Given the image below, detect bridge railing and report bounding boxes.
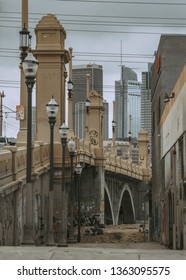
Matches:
[76,138,95,165]
[0,138,150,188]
[0,142,50,188]
[104,152,144,181]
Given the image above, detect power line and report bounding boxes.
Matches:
[3,15,186,27]
[1,24,184,35]
[2,10,186,22]
[0,49,154,58]
[3,105,16,113]
[55,0,186,6]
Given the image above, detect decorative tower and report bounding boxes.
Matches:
[34,14,70,142]
[88,90,104,158]
[138,128,151,181]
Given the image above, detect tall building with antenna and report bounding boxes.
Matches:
[115,66,141,140]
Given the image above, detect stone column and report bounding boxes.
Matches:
[34,14,70,142]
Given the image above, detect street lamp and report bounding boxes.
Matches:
[22,51,39,244]
[75,163,82,243]
[58,123,69,245]
[19,25,31,63]
[112,120,116,133]
[46,96,59,245]
[85,98,91,113]
[23,52,39,183]
[67,138,76,243]
[67,79,73,99]
[112,120,116,154]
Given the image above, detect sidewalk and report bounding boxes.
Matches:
[0,243,186,260]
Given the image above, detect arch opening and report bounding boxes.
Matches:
[104,189,113,224]
[118,189,135,224]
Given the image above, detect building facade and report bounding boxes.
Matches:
[115,66,141,140]
[141,63,152,162]
[74,101,86,139]
[72,64,103,136]
[141,63,152,135]
[151,34,186,249]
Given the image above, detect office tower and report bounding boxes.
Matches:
[74,101,86,139]
[141,63,152,135]
[115,66,141,140]
[72,64,103,136]
[103,100,109,140]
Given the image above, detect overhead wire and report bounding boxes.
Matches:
[55,0,186,6]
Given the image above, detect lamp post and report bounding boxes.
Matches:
[85,98,90,139]
[128,114,132,162]
[58,123,69,245]
[0,91,5,137]
[19,25,31,63]
[75,163,82,243]
[67,138,76,243]
[22,51,39,244]
[67,79,73,99]
[112,120,116,154]
[85,98,90,113]
[23,52,39,183]
[46,96,59,245]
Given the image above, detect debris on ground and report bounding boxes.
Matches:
[78,224,148,244]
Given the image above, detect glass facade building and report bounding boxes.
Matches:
[72,64,103,136]
[115,66,141,140]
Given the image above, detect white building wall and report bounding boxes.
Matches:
[161,82,186,157]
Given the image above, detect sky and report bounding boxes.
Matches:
[1,0,186,137]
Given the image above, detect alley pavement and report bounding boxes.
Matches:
[0,243,186,260]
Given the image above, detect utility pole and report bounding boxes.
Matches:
[0,91,5,136]
[17,0,29,144]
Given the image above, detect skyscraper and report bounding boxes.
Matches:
[72,64,103,136]
[74,101,86,139]
[115,66,141,140]
[141,63,152,136]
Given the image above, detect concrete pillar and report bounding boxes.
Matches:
[138,129,149,168]
[138,129,151,181]
[34,14,70,142]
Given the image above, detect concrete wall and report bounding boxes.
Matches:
[0,142,50,245]
[160,66,186,249]
[151,35,186,245]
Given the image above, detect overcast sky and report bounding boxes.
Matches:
[1,0,186,137]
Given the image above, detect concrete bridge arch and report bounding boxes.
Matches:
[104,174,138,225]
[104,183,114,224]
[116,184,136,225]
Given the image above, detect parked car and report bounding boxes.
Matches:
[0,136,8,145]
[0,136,16,147]
[7,137,16,145]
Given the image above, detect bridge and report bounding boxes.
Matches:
[0,13,151,246]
